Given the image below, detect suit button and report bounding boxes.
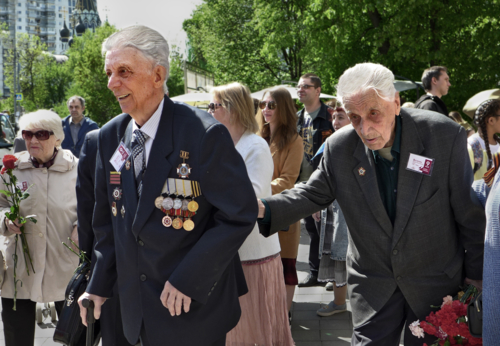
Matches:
[138,239,144,246]
[140,274,147,282]
[396,276,402,281]
[393,250,398,255]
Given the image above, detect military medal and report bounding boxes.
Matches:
[188,180,200,212]
[121,205,125,218]
[358,167,366,176]
[183,218,194,231]
[162,197,174,210]
[110,172,121,185]
[155,196,164,209]
[125,160,131,170]
[111,202,117,216]
[172,216,183,229]
[162,215,172,227]
[177,150,192,179]
[112,187,122,200]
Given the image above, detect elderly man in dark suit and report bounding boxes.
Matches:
[78,25,256,346]
[258,63,485,346]
[76,129,133,346]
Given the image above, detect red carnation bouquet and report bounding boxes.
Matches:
[409,286,482,346]
[0,154,37,310]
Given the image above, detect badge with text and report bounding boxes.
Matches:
[109,142,131,172]
[406,153,435,176]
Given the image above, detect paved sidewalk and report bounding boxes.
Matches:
[0,223,403,345]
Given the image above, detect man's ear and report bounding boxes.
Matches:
[154,65,167,88]
[431,76,438,86]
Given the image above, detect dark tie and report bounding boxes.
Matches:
[131,129,149,196]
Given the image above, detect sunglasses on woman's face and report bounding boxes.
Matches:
[208,103,223,111]
[22,130,54,141]
[259,101,277,110]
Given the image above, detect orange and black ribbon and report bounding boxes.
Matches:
[483,152,500,187]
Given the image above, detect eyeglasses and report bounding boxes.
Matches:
[22,130,54,141]
[259,101,277,110]
[296,84,315,90]
[208,103,223,111]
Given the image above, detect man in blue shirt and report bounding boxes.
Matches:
[61,95,99,157]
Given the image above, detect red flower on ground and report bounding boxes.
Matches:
[2,155,17,169]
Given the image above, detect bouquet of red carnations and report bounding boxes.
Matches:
[0,154,37,310]
[409,286,482,346]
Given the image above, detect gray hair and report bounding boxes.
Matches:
[102,25,169,93]
[336,63,396,105]
[67,95,85,108]
[21,110,65,148]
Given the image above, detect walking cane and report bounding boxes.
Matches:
[81,298,95,346]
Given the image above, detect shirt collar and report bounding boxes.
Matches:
[132,98,164,140]
[372,115,402,163]
[69,116,84,125]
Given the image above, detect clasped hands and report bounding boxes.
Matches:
[78,281,191,325]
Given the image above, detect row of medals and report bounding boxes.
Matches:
[155,194,199,231]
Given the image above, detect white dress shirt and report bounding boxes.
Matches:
[132,98,164,166]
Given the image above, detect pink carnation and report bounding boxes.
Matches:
[409,320,425,338]
[441,295,453,307]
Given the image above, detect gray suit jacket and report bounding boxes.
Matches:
[259,108,485,326]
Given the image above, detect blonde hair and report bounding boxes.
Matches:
[21,110,65,148]
[211,82,258,133]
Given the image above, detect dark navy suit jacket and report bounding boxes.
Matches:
[86,96,256,345]
[61,115,99,158]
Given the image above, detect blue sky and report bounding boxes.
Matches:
[97,0,203,54]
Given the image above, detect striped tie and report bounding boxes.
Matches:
[131,129,148,196]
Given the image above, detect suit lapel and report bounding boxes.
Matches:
[132,96,174,236]
[392,112,425,248]
[353,139,393,237]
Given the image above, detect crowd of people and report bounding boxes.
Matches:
[0,24,497,346]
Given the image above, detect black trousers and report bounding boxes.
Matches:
[304,215,320,275]
[101,292,133,346]
[351,288,436,346]
[138,325,226,346]
[1,298,64,346]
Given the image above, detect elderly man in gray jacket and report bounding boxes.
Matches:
[258,63,485,346]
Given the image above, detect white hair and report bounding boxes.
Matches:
[102,25,170,94]
[21,110,65,148]
[336,63,396,105]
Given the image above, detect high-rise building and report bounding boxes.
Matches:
[0,0,101,96]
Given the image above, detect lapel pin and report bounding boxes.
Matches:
[111,202,117,217]
[112,187,123,200]
[177,150,192,179]
[125,160,131,170]
[121,205,125,218]
[358,167,366,176]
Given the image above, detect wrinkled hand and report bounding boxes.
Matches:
[312,211,321,222]
[257,199,266,218]
[465,277,482,291]
[78,293,107,326]
[160,281,191,316]
[71,225,79,251]
[5,218,22,235]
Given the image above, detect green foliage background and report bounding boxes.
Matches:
[183,0,500,113]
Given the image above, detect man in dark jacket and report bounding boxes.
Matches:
[415,66,451,117]
[296,73,334,287]
[61,95,99,157]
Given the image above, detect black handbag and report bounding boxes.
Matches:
[53,262,100,346]
[467,291,482,338]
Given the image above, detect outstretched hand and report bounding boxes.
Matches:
[160,281,191,316]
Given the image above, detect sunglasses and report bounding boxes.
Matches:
[259,101,277,110]
[208,103,222,111]
[22,130,54,141]
[296,84,315,90]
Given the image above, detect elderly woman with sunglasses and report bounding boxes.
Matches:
[208,83,294,346]
[256,87,304,321]
[0,110,79,346]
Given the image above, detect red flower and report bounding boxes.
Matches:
[2,155,17,169]
[0,167,6,175]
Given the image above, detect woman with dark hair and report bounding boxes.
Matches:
[257,87,303,319]
[449,111,475,138]
[468,99,500,180]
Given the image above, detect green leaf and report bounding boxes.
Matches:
[0,189,12,196]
